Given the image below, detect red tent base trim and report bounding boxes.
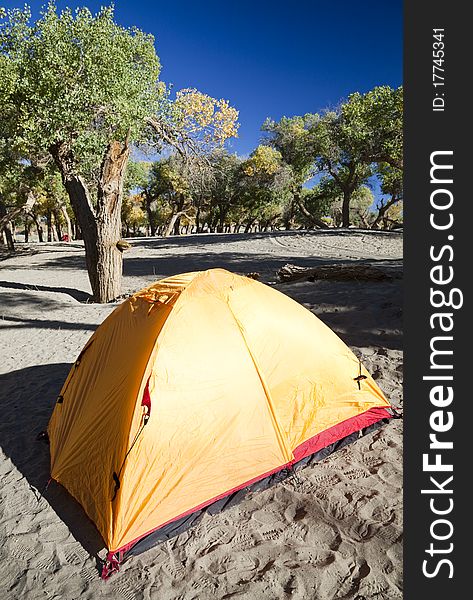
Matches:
[101,406,391,579]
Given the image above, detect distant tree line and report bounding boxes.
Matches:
[120,87,404,238]
[0,3,402,302]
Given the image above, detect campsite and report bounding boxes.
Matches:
[0,230,403,598]
[0,2,403,598]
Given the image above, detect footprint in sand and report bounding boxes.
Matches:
[5,491,39,516]
[343,468,370,481]
[347,518,380,542]
[161,558,186,581]
[285,472,340,496]
[294,546,334,567]
[359,574,390,597]
[283,504,307,523]
[63,546,89,567]
[361,454,384,471]
[259,525,285,542]
[190,574,217,593]
[306,522,341,551]
[32,553,60,573]
[251,509,281,526]
[201,525,236,553]
[231,532,257,551]
[377,464,402,486]
[284,521,307,542]
[377,523,403,545]
[111,577,144,600]
[79,566,98,583]
[311,472,342,488]
[8,536,38,562]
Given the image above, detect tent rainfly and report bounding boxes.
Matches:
[47,268,392,578]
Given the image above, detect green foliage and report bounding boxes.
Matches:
[263,85,403,227]
[122,193,147,234]
[1,3,402,239]
[329,185,375,227]
[124,160,151,196]
[298,184,335,223]
[237,145,292,223]
[340,86,403,168]
[377,161,403,200]
[149,157,191,202]
[0,2,162,177]
[262,114,318,184]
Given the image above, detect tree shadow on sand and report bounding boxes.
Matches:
[0,363,105,559]
[0,280,92,303]
[277,278,403,350]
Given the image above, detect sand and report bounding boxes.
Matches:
[0,229,403,599]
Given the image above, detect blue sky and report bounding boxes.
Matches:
[3,0,402,157]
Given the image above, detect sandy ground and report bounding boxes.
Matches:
[0,230,403,600]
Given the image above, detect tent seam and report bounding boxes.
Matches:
[110,271,208,548]
[225,290,294,465]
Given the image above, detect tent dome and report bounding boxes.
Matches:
[47,268,391,575]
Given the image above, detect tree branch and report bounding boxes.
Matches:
[0,191,36,230]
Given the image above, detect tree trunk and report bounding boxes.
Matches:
[0,197,15,251]
[371,196,401,230]
[47,211,53,242]
[294,193,329,229]
[217,204,228,233]
[244,218,256,234]
[285,197,297,230]
[0,190,36,231]
[59,203,73,240]
[173,215,181,236]
[73,220,82,240]
[164,210,189,238]
[4,224,14,251]
[53,210,63,240]
[30,212,44,242]
[144,193,158,236]
[341,190,351,228]
[24,216,29,243]
[277,262,402,283]
[51,139,130,303]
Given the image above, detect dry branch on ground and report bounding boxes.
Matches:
[276,262,403,283]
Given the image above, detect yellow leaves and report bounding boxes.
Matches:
[242,145,282,177]
[174,88,239,147]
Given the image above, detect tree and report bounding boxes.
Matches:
[147,157,194,237]
[123,160,153,234]
[121,193,146,237]
[340,85,403,170]
[0,150,45,249]
[1,5,239,300]
[206,150,241,232]
[371,162,403,229]
[296,183,336,228]
[237,145,292,231]
[263,85,403,228]
[329,185,375,228]
[1,3,163,301]
[308,111,373,228]
[262,115,326,229]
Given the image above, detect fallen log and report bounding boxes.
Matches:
[276,262,403,283]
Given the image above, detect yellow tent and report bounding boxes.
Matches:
[47,268,391,577]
